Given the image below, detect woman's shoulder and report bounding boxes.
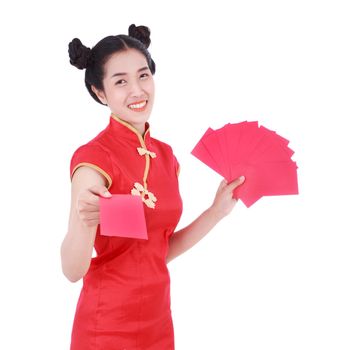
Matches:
[70,139,114,187]
[71,139,108,155]
[71,124,114,157]
[150,136,174,154]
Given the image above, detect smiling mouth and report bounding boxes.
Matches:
[127,100,148,111]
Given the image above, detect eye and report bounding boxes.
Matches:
[140,73,149,79]
[115,79,126,85]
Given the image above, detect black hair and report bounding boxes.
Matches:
[68,24,156,105]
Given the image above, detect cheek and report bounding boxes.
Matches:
[146,79,155,95]
[107,89,125,105]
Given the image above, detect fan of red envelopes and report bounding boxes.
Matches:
[191,121,299,207]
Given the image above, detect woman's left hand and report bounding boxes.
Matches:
[210,176,245,220]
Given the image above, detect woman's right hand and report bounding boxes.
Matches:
[76,185,112,227]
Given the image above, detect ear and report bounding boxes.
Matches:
[91,85,107,105]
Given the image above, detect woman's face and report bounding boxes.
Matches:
[92,48,155,134]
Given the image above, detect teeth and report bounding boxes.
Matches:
[128,100,147,109]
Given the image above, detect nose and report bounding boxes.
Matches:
[129,79,145,98]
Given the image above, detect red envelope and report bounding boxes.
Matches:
[99,194,148,239]
[191,121,299,207]
[238,161,299,207]
[191,128,224,176]
[201,129,230,179]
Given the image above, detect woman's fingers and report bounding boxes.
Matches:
[76,185,112,226]
[212,177,244,218]
[78,211,100,222]
[88,185,112,202]
[81,217,101,227]
[224,176,245,194]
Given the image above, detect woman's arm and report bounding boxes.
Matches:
[60,166,111,282]
[166,176,245,264]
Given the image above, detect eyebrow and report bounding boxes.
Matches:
[110,66,150,78]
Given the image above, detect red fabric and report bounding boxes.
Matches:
[69,115,183,350]
[70,143,114,185]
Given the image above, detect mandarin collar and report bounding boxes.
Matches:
[107,113,151,146]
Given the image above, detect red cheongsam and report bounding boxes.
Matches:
[69,113,183,350]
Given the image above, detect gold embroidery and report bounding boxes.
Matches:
[131,182,157,209]
[137,147,157,158]
[71,162,113,189]
[112,114,152,189]
[111,113,158,209]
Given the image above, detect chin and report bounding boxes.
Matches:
[124,109,151,123]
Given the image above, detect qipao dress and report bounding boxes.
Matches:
[69,113,183,350]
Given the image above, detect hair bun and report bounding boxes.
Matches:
[128,24,151,48]
[68,38,92,70]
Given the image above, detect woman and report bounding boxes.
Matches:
[61,24,245,350]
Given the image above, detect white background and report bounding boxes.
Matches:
[1,0,336,349]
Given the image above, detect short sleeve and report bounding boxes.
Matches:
[70,143,113,189]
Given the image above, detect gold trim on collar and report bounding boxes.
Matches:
[111,113,150,146]
[111,113,157,209]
